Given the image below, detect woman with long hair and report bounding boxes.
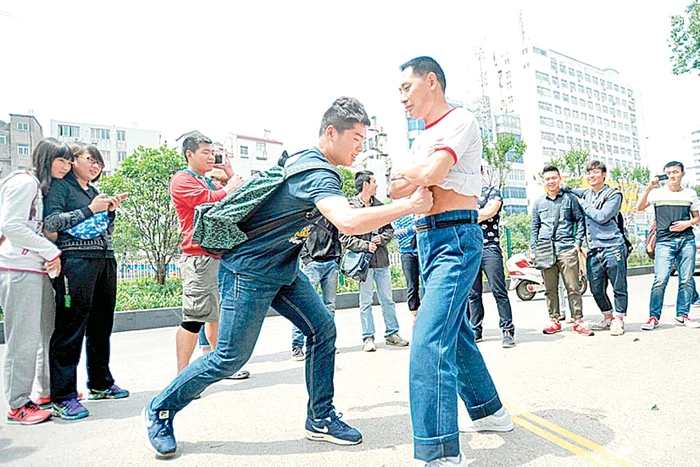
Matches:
[0,137,73,424]
[43,143,129,420]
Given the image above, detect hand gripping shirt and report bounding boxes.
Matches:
[407,107,482,197]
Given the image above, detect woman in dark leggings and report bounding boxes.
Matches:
[44,143,129,420]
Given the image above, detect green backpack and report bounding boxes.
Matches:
[191,149,340,255]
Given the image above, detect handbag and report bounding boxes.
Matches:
[340,250,372,282]
[534,199,563,270]
[65,211,110,240]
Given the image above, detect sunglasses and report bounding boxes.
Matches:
[75,154,104,168]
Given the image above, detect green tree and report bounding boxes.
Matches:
[482,134,527,190]
[338,166,356,199]
[500,212,532,256]
[670,0,700,76]
[609,165,650,224]
[101,146,184,285]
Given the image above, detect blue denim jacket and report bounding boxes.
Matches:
[570,185,624,249]
[530,190,585,254]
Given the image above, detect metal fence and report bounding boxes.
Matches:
[118,254,403,281]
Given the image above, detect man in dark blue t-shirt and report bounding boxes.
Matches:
[143,97,434,458]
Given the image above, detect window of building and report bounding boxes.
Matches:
[568,67,575,76]
[607,81,613,90]
[576,138,582,146]
[553,91,561,100]
[572,96,579,105]
[564,108,571,117]
[508,96,514,104]
[577,71,583,80]
[589,115,595,123]
[552,76,560,87]
[551,58,558,71]
[538,101,553,111]
[255,142,267,160]
[596,103,602,112]
[573,110,579,119]
[566,122,572,132]
[540,116,555,127]
[567,136,574,145]
[239,145,249,158]
[592,142,599,151]
[58,125,80,138]
[505,58,510,65]
[561,79,568,88]
[536,86,551,97]
[605,131,611,140]
[541,131,555,142]
[569,82,576,92]
[574,124,581,133]
[563,93,570,102]
[555,105,562,114]
[543,146,557,156]
[557,134,565,143]
[117,130,126,141]
[0,134,6,145]
[535,71,550,82]
[90,128,110,140]
[578,84,584,93]
[533,47,547,56]
[18,144,30,155]
[614,84,619,92]
[603,105,608,114]
[560,64,566,73]
[556,120,564,129]
[612,133,619,142]
[583,126,589,136]
[585,73,591,82]
[604,119,610,127]
[117,151,127,162]
[598,129,604,138]
[16,121,30,131]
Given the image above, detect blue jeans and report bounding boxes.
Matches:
[400,252,421,311]
[292,260,338,349]
[150,264,337,420]
[649,237,696,319]
[410,210,502,462]
[586,244,628,316]
[359,266,399,340]
[467,243,514,335]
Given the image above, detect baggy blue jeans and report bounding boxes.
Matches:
[359,266,400,340]
[586,244,628,316]
[649,237,696,319]
[292,260,338,349]
[410,210,503,462]
[150,264,337,420]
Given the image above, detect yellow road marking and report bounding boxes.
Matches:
[504,402,641,467]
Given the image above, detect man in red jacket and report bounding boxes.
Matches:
[169,132,246,374]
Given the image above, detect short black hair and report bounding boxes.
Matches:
[178,131,212,162]
[586,160,607,174]
[400,56,447,92]
[354,170,374,194]
[542,164,560,176]
[664,160,685,172]
[319,97,371,136]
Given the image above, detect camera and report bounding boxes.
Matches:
[214,153,223,165]
[656,174,669,181]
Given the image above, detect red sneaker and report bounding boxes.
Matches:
[572,319,595,336]
[543,319,562,334]
[7,402,52,425]
[35,392,83,409]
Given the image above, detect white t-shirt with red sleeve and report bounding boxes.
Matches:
[407,107,482,197]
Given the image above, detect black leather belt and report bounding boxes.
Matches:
[415,217,477,233]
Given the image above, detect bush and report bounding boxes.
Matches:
[116,278,182,311]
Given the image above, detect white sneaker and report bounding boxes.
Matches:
[675,316,700,328]
[458,407,514,433]
[425,452,468,466]
[362,337,376,352]
[610,318,625,336]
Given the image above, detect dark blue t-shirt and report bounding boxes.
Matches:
[220,148,343,285]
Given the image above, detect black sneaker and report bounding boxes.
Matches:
[291,346,305,361]
[474,331,483,343]
[88,384,129,400]
[501,331,516,348]
[142,407,177,457]
[305,412,362,445]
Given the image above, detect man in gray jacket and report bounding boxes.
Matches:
[341,171,409,351]
[567,160,628,336]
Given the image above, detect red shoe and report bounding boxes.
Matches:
[7,402,52,425]
[35,392,83,409]
[543,319,562,334]
[572,319,595,336]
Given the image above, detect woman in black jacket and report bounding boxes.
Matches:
[43,143,129,420]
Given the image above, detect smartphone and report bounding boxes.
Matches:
[656,174,669,181]
[214,153,223,165]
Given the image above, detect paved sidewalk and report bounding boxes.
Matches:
[1,274,699,466]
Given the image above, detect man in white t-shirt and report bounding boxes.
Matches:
[636,160,700,330]
[389,56,512,467]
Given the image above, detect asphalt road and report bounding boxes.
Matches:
[1,273,699,466]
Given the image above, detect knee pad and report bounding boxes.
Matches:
[180,321,204,334]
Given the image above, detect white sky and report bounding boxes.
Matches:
[1,0,698,172]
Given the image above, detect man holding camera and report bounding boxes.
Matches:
[169,132,248,374]
[636,161,700,330]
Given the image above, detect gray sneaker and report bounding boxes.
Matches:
[363,337,376,352]
[501,331,516,348]
[385,333,409,347]
[291,346,305,361]
[591,316,613,331]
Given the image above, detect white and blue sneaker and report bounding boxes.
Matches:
[305,412,362,445]
[142,406,177,457]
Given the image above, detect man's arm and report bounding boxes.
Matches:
[339,232,373,253]
[316,189,432,236]
[478,188,503,223]
[530,201,541,253]
[670,210,700,232]
[389,178,419,199]
[580,192,622,224]
[636,178,660,211]
[572,198,586,248]
[391,150,454,187]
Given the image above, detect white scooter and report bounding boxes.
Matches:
[506,253,587,301]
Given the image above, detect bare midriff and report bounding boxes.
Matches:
[423,185,477,216]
